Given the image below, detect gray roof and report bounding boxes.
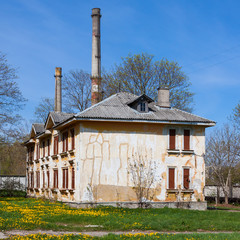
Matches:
[75,92,215,124]
[33,123,45,134]
[49,112,75,125]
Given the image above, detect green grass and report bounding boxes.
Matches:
[8,233,240,240]
[1,197,240,232]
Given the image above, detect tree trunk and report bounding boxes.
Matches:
[225,194,228,204]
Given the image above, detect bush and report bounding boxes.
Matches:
[0,189,26,197]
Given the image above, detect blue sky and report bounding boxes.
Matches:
[1,0,240,132]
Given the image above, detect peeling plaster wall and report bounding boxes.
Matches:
[77,121,206,203]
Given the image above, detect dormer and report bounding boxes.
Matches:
[127,94,153,113]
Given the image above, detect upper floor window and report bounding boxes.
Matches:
[62,132,68,152]
[140,102,146,112]
[36,144,40,159]
[62,168,68,189]
[42,141,45,157]
[53,169,58,188]
[70,129,75,150]
[54,136,58,155]
[169,129,176,150]
[47,139,50,156]
[184,129,190,150]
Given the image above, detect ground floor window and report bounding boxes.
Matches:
[36,171,40,188]
[72,168,75,189]
[183,168,190,189]
[168,168,175,189]
[53,169,58,188]
[62,168,68,189]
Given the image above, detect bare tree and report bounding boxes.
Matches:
[62,69,91,113]
[205,124,240,204]
[102,53,194,112]
[0,52,26,139]
[128,149,159,208]
[34,97,54,123]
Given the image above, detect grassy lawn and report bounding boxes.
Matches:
[7,233,240,240]
[1,197,240,235]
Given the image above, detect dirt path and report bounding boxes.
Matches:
[1,230,240,239]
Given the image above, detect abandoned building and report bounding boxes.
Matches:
[25,8,215,210]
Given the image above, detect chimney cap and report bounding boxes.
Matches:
[157,86,169,90]
[92,8,101,17]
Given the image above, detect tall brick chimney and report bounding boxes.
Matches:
[54,67,62,112]
[91,8,102,105]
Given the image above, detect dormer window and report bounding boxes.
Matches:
[140,102,146,112]
[127,94,153,113]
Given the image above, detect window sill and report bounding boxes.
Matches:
[69,189,75,192]
[181,189,194,193]
[60,188,69,193]
[34,159,39,163]
[181,150,194,155]
[167,189,179,193]
[51,188,59,192]
[52,154,58,160]
[60,152,68,157]
[167,149,180,155]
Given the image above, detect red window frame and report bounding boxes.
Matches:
[72,168,75,189]
[54,136,58,155]
[184,129,190,150]
[168,168,175,189]
[169,129,176,150]
[62,168,68,189]
[62,132,68,152]
[70,129,75,150]
[53,169,58,188]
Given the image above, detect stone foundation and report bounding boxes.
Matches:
[64,201,207,211]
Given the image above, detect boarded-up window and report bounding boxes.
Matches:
[62,132,68,152]
[47,139,50,156]
[53,169,58,188]
[183,168,190,189]
[169,129,176,150]
[168,168,175,189]
[184,130,190,150]
[70,129,75,150]
[36,171,40,188]
[54,136,58,155]
[47,171,50,188]
[42,141,45,157]
[72,168,75,189]
[62,168,68,189]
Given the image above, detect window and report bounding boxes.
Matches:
[183,168,190,189]
[47,139,50,156]
[42,141,45,157]
[62,132,68,152]
[184,129,190,150]
[140,102,146,112]
[36,144,40,159]
[70,129,75,150]
[169,129,176,150]
[31,172,34,188]
[42,171,45,188]
[72,168,75,189]
[36,171,40,188]
[28,146,34,161]
[54,136,58,155]
[47,171,50,188]
[168,168,175,189]
[62,168,68,189]
[53,169,58,188]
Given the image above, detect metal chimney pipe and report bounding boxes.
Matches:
[157,87,170,108]
[91,8,102,105]
[54,67,62,112]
